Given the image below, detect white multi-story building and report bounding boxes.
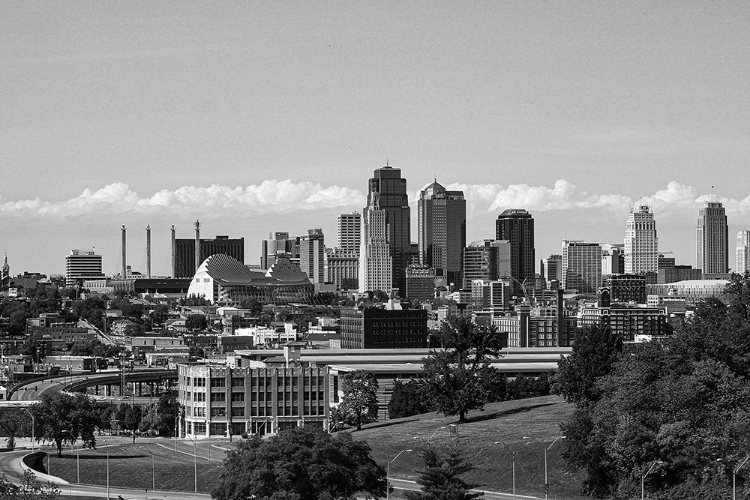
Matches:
[624,205,658,275]
[65,249,105,287]
[359,205,392,293]
[696,200,728,274]
[562,241,602,294]
[736,230,750,274]
[337,212,361,256]
[299,229,325,284]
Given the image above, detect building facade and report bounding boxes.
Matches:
[364,164,411,297]
[602,274,647,304]
[736,230,750,274]
[496,209,535,295]
[540,254,562,287]
[174,236,244,279]
[325,249,359,290]
[562,241,602,294]
[405,265,436,302]
[65,250,104,287]
[339,307,428,349]
[299,229,325,284]
[337,212,361,255]
[696,201,728,274]
[359,204,393,294]
[624,205,658,275]
[463,240,511,290]
[417,180,466,289]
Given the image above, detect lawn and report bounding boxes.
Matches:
[355,394,588,500]
[45,440,228,494]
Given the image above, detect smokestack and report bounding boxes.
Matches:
[194,219,201,272]
[171,225,176,278]
[146,225,151,279]
[121,225,127,279]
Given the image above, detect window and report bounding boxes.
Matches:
[193,378,205,387]
[210,393,226,403]
[210,407,226,417]
[211,378,226,388]
[194,422,206,434]
[185,377,192,387]
[232,377,244,387]
[231,393,244,402]
[231,407,245,417]
[194,392,205,402]
[194,407,205,417]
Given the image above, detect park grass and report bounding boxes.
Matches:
[46,440,227,494]
[356,394,589,500]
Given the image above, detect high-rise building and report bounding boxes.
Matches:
[65,249,105,287]
[261,232,290,269]
[496,209,535,295]
[462,240,511,289]
[624,205,659,275]
[359,204,392,294]
[562,241,602,294]
[696,201,728,274]
[364,164,411,297]
[405,264,436,302]
[326,249,359,290]
[540,254,562,286]
[601,244,624,275]
[299,229,325,284]
[417,180,466,288]
[337,212,361,256]
[736,231,750,274]
[173,235,244,278]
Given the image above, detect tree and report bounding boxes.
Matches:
[405,442,483,500]
[213,426,386,500]
[388,379,432,419]
[30,393,99,457]
[552,325,623,408]
[0,469,61,499]
[185,314,207,331]
[336,370,379,431]
[421,316,506,422]
[115,403,142,443]
[0,409,27,450]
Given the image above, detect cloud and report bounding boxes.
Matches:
[3,179,750,221]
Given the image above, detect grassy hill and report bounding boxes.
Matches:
[355,394,589,500]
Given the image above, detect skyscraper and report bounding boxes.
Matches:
[463,240,511,289]
[417,180,466,289]
[624,205,658,275]
[359,204,392,293]
[562,241,602,294]
[496,209,535,294]
[65,249,105,287]
[736,230,750,274]
[338,212,361,255]
[540,254,562,286]
[300,229,325,284]
[696,201,728,274]
[363,164,410,296]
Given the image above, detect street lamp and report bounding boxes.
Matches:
[495,441,517,500]
[103,438,110,500]
[641,460,663,500]
[187,434,198,493]
[24,409,34,452]
[544,436,566,500]
[734,456,749,500]
[427,426,446,448]
[139,446,155,491]
[387,449,412,500]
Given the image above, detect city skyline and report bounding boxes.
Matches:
[2,3,749,275]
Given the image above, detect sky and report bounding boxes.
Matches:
[1,1,749,277]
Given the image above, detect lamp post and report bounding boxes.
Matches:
[75,443,79,484]
[103,438,110,500]
[495,441,517,500]
[24,409,34,452]
[427,426,446,448]
[544,436,566,499]
[139,446,155,491]
[734,456,749,500]
[641,460,662,500]
[387,449,412,500]
[187,434,198,493]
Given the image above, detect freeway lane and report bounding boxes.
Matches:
[388,478,540,500]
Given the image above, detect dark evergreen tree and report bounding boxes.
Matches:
[405,442,483,500]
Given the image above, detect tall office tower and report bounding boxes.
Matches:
[338,212,361,255]
[173,235,244,278]
[540,254,563,285]
[562,241,602,294]
[364,164,410,297]
[417,180,466,289]
[462,239,511,289]
[300,229,325,284]
[359,204,393,293]
[495,209,535,294]
[624,205,658,275]
[65,249,105,287]
[601,244,624,275]
[736,231,750,273]
[696,201,729,274]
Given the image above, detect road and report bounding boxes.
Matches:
[0,446,211,499]
[389,478,540,500]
